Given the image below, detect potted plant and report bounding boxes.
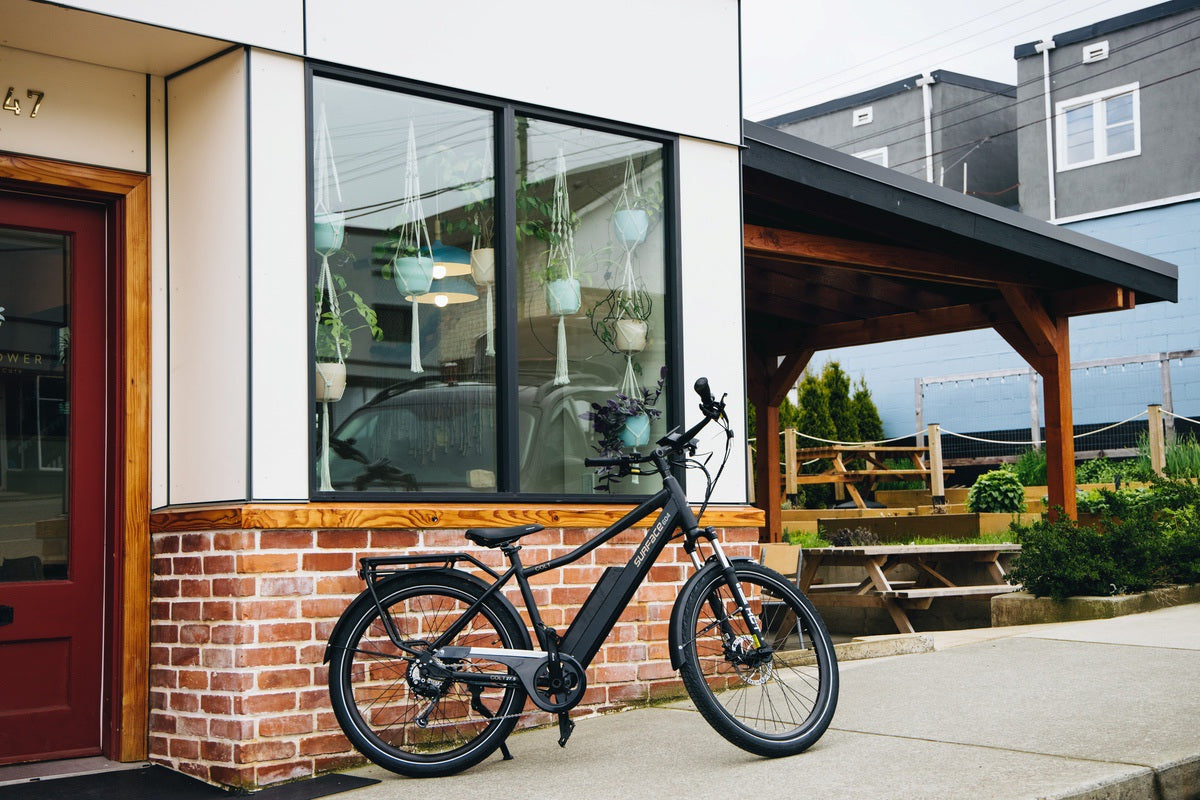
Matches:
[543,255,581,316]
[612,155,664,246]
[314,268,383,402]
[582,366,666,459]
[588,284,652,354]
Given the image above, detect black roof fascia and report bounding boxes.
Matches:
[930,69,1016,98]
[742,120,1178,303]
[1015,0,1200,58]
[758,71,1015,128]
[757,74,923,127]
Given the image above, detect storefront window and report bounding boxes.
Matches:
[311,74,671,498]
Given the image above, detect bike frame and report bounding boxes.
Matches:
[360,449,763,681]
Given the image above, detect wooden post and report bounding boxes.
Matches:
[1160,359,1176,444]
[914,379,925,447]
[747,442,756,504]
[927,423,945,505]
[755,400,782,543]
[1147,403,1166,477]
[1028,369,1041,448]
[784,428,798,496]
[1041,319,1077,520]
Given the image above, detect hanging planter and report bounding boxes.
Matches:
[315,361,347,402]
[393,254,435,296]
[470,247,495,285]
[618,413,652,448]
[545,276,581,317]
[614,318,648,353]
[314,210,345,254]
[613,209,650,246]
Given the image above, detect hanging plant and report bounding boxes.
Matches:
[587,284,653,355]
[611,155,663,247]
[374,121,436,374]
[582,366,666,488]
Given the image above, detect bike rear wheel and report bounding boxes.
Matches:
[327,570,528,778]
[677,562,838,757]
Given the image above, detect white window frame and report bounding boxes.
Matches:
[852,106,873,127]
[1054,82,1140,172]
[852,146,888,166]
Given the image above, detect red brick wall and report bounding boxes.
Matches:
[148,525,758,789]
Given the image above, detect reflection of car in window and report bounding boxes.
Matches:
[324,375,620,494]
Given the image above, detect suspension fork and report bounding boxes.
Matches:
[684,527,767,648]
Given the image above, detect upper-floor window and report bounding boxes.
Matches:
[1055,83,1140,171]
[852,147,888,167]
[309,72,674,500]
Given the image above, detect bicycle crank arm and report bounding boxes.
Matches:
[437,646,587,713]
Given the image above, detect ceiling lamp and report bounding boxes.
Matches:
[427,219,471,278]
[406,276,479,307]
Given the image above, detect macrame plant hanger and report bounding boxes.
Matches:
[474,135,495,357]
[314,102,345,491]
[392,121,435,374]
[549,149,577,386]
[615,155,643,400]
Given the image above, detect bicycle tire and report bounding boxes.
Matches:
[327,570,528,778]
[676,562,838,757]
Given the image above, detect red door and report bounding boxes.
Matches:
[0,191,109,763]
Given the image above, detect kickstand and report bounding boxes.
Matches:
[469,685,514,761]
[556,712,575,748]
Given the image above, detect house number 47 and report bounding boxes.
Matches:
[4,87,45,117]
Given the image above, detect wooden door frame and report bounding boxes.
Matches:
[0,153,151,761]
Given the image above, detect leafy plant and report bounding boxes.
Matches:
[966,468,1027,513]
[314,267,383,361]
[586,285,654,355]
[581,366,666,466]
[1013,448,1047,486]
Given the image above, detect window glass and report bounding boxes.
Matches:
[1064,104,1094,165]
[513,116,667,495]
[312,78,497,493]
[310,76,673,497]
[1104,93,1135,155]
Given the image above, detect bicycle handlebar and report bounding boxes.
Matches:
[583,377,727,469]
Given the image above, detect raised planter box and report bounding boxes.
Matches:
[991,584,1200,627]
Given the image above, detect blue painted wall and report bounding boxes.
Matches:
[811,199,1198,439]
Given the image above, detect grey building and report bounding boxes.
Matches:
[760,70,1019,208]
[1015,0,1200,222]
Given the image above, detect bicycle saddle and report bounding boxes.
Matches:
[464,523,545,549]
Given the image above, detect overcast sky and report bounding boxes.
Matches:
[741,0,1160,121]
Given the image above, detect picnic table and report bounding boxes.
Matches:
[786,444,953,509]
[792,543,1021,634]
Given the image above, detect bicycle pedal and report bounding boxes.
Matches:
[556,713,575,748]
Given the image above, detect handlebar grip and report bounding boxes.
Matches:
[694,377,713,407]
[584,457,624,468]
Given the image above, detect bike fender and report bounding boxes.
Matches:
[322,567,530,663]
[667,557,758,671]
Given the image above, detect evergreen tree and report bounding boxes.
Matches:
[822,361,858,442]
[797,371,835,441]
[851,377,884,442]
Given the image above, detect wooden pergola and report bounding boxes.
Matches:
[741,122,1178,542]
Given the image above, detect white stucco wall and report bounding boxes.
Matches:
[165,49,249,505]
[678,136,748,503]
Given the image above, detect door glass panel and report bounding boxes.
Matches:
[0,227,69,582]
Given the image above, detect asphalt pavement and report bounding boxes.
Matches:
[341,603,1200,800]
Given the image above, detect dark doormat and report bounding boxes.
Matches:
[0,765,379,800]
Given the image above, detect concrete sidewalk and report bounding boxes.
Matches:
[342,603,1200,800]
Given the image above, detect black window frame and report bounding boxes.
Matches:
[305,62,684,503]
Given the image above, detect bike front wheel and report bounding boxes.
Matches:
[326,570,528,778]
[677,562,838,757]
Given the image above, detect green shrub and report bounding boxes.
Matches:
[967,469,1027,513]
[1010,477,1200,599]
[1013,448,1047,486]
[1075,486,1150,516]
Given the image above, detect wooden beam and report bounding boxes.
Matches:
[1049,284,1134,317]
[769,350,814,407]
[1001,286,1057,359]
[1041,316,1077,520]
[744,224,1048,289]
[778,301,1004,353]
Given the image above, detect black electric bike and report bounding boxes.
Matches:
[324,378,838,778]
